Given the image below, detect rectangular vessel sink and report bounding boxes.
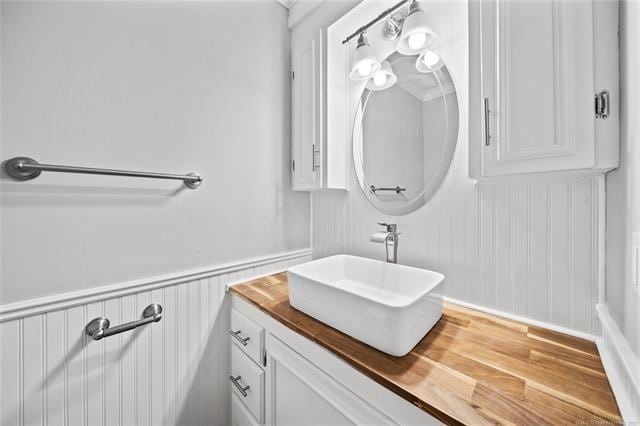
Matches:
[287,255,444,357]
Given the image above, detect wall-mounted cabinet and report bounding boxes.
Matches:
[291,29,323,190]
[469,0,619,179]
[289,0,359,191]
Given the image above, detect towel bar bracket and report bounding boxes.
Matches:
[5,157,42,181]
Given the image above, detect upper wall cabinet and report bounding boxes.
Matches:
[469,0,619,178]
[291,29,323,190]
[289,0,360,191]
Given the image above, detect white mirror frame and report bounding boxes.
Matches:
[352,55,459,216]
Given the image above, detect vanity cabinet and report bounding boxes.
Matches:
[229,296,438,426]
[265,334,394,425]
[470,0,619,178]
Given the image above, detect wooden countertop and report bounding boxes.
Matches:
[229,273,622,425]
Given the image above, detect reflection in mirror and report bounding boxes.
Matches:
[353,52,458,216]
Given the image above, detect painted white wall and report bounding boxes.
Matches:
[0,1,310,306]
[312,0,603,335]
[606,0,640,358]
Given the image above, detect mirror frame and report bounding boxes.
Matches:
[352,54,459,216]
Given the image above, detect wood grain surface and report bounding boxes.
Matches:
[230,273,622,425]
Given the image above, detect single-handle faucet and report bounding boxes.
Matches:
[370,222,400,263]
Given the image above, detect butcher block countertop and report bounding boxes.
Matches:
[229,272,622,425]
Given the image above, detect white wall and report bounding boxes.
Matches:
[312,0,603,335]
[0,3,312,424]
[0,1,310,306]
[606,0,640,359]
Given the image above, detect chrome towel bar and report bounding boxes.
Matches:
[4,157,202,189]
[369,185,406,194]
[85,303,162,341]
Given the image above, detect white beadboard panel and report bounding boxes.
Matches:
[597,304,640,423]
[0,253,310,426]
[312,165,603,334]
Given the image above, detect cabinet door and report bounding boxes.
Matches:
[480,0,596,176]
[264,335,393,426]
[291,29,323,190]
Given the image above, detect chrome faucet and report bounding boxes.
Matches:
[370,222,400,263]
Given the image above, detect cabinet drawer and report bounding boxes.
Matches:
[231,393,259,426]
[231,308,265,365]
[231,344,264,424]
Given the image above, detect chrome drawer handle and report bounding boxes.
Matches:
[229,375,250,397]
[229,330,250,346]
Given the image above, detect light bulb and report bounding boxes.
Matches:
[357,61,373,77]
[373,71,387,86]
[421,50,440,68]
[408,32,427,50]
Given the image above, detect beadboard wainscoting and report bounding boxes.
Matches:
[596,304,640,422]
[0,250,311,426]
[311,172,604,336]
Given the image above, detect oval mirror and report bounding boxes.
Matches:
[353,51,459,215]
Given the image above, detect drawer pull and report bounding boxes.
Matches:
[229,375,250,397]
[229,330,251,346]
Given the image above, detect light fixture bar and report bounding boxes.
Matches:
[341,0,411,44]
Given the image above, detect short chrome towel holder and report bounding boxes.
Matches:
[369,185,406,194]
[4,157,202,189]
[85,303,162,341]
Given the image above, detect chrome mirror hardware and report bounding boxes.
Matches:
[229,375,250,397]
[229,329,251,346]
[85,303,162,341]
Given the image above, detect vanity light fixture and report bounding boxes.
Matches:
[396,0,437,55]
[415,50,443,73]
[349,32,381,81]
[382,13,405,40]
[366,61,397,91]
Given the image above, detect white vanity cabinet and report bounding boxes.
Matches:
[469,0,619,178]
[288,0,359,191]
[229,295,440,426]
[265,334,395,425]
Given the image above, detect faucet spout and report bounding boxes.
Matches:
[370,231,390,243]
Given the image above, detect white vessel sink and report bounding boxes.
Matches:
[287,255,444,357]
